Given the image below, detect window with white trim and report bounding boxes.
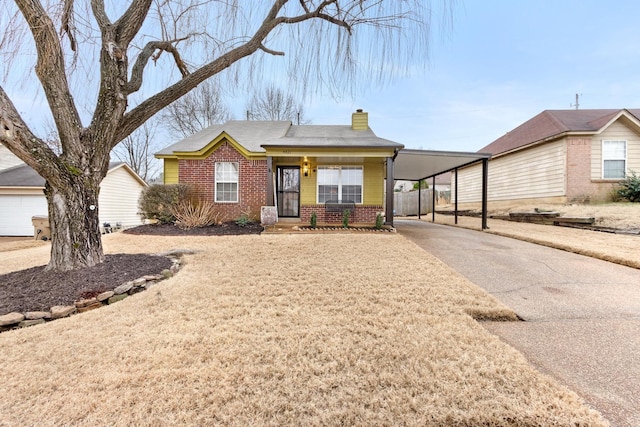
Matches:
[602,140,626,179]
[215,162,239,202]
[317,166,363,203]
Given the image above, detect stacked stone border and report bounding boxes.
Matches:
[0,250,193,333]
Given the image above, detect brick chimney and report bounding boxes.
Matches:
[351,109,368,130]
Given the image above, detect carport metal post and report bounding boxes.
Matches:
[454,168,459,225]
[418,184,421,220]
[385,156,395,226]
[482,158,488,230]
[432,176,436,223]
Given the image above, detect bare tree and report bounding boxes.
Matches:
[111,122,161,182]
[161,80,232,139]
[0,0,451,271]
[247,85,310,124]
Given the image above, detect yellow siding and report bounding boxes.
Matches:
[351,111,369,130]
[363,158,385,205]
[455,140,566,203]
[164,159,179,184]
[300,163,316,205]
[298,158,385,205]
[591,120,640,179]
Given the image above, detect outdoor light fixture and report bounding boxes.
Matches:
[303,160,310,176]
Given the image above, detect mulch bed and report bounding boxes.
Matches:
[0,222,263,316]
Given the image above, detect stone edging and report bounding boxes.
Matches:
[0,249,194,333]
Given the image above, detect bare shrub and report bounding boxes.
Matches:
[139,184,192,224]
[171,200,221,229]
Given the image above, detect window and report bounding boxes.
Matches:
[602,140,626,179]
[317,166,363,203]
[215,162,239,202]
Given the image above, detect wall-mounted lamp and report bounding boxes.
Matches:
[302,161,310,177]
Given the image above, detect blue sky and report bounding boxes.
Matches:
[302,0,640,152]
[6,1,640,155]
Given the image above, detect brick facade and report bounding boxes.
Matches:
[178,142,267,221]
[300,204,382,225]
[178,141,383,225]
[565,137,592,203]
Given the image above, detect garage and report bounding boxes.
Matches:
[0,193,48,236]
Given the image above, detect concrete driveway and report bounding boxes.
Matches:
[396,219,640,427]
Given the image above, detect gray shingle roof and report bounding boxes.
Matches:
[156,120,403,155]
[480,109,640,156]
[0,162,126,187]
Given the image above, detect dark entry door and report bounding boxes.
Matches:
[277,166,300,217]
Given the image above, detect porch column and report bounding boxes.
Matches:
[266,156,274,205]
[385,157,395,226]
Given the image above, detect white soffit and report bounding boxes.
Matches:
[393,149,492,181]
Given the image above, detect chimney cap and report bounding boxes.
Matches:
[356,109,363,113]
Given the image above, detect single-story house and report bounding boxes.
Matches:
[0,161,147,236]
[155,110,403,224]
[453,109,640,207]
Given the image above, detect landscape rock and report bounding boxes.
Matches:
[143,274,163,281]
[132,277,147,287]
[25,311,52,320]
[76,302,103,313]
[50,305,76,319]
[0,312,25,326]
[19,319,45,328]
[161,269,173,278]
[75,297,98,308]
[96,291,114,302]
[108,294,128,304]
[113,281,134,295]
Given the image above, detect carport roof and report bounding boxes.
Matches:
[393,149,492,181]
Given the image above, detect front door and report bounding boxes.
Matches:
[277,166,300,217]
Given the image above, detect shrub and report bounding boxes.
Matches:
[375,212,384,229]
[139,184,192,224]
[342,209,350,228]
[170,200,221,229]
[235,208,254,227]
[617,170,640,202]
[310,211,317,228]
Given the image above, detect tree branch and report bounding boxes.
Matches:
[14,0,83,152]
[61,0,77,51]
[113,0,154,45]
[259,43,285,56]
[0,86,65,187]
[126,39,191,94]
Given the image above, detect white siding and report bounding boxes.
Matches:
[98,166,146,228]
[0,145,24,171]
[591,120,640,179]
[455,140,566,203]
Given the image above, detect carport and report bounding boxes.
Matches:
[386,149,492,228]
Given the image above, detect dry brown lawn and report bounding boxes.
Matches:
[0,232,607,426]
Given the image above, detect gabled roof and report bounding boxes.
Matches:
[155,120,292,155]
[480,109,640,156]
[0,162,145,188]
[156,120,403,156]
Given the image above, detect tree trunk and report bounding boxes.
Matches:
[44,179,104,271]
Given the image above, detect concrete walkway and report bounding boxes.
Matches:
[396,219,640,427]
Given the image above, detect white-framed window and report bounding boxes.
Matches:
[602,140,626,179]
[215,162,239,202]
[317,166,363,204]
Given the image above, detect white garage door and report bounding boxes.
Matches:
[0,195,48,236]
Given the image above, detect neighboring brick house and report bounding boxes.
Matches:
[454,109,640,207]
[155,111,403,224]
